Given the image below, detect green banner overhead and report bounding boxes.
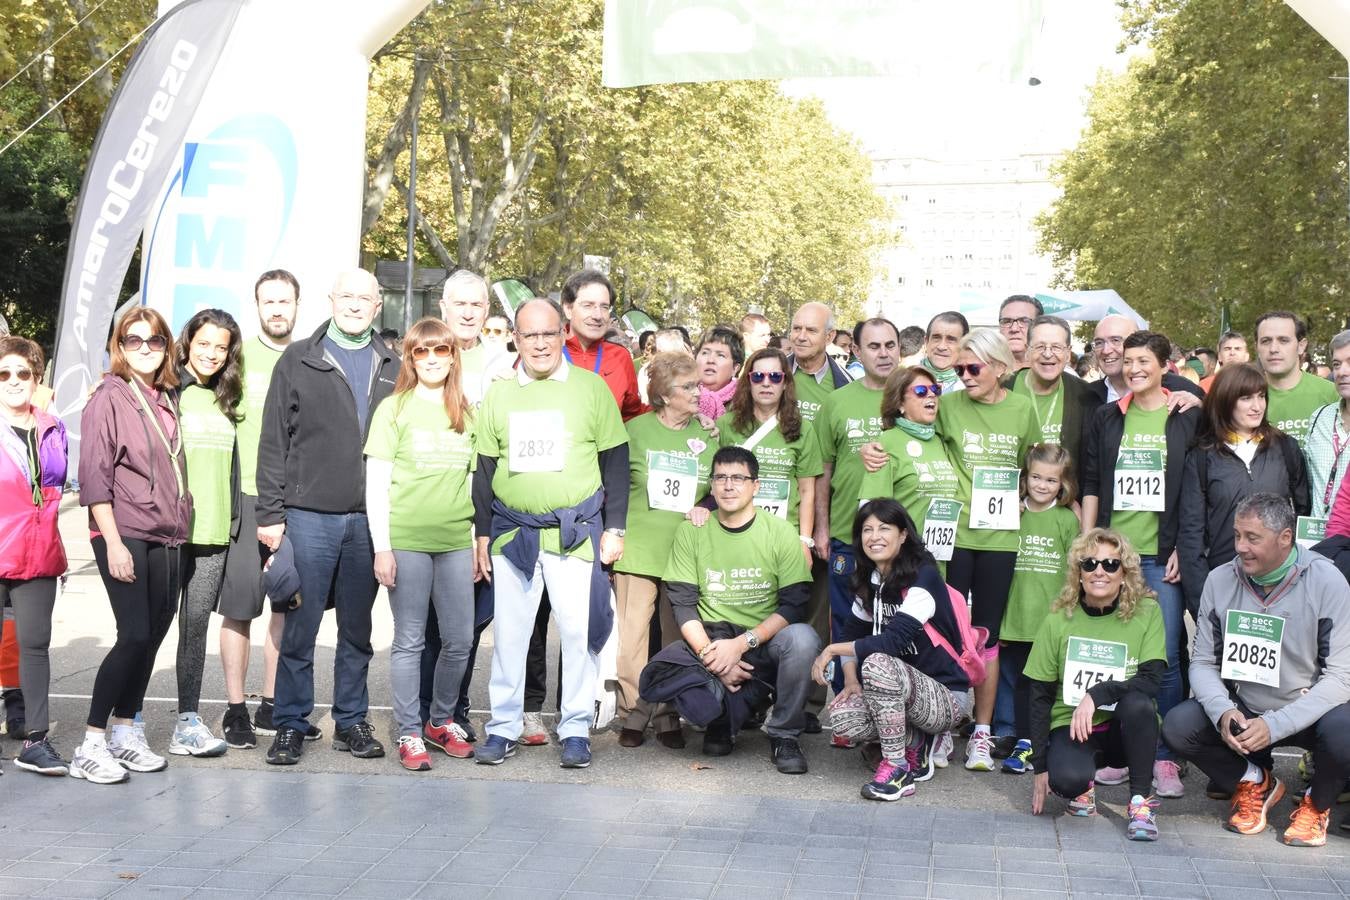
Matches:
[602,0,1044,88]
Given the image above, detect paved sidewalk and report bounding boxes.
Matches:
[3,763,1350,899]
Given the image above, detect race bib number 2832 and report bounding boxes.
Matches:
[507,410,565,472]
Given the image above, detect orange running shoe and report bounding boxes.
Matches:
[1225,769,1285,835]
[1282,793,1329,847]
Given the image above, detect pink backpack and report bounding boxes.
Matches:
[918,584,996,687]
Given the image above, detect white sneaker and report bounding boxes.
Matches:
[520,712,550,746]
[70,742,130,785]
[964,732,995,772]
[932,731,954,768]
[170,713,228,758]
[108,728,168,773]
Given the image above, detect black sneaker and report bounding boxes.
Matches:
[770,737,808,775]
[222,710,257,750]
[253,702,276,735]
[303,723,322,742]
[702,721,735,757]
[453,716,478,743]
[265,727,304,765]
[333,721,385,758]
[14,736,67,776]
[989,734,1019,759]
[911,734,936,783]
[3,688,25,740]
[802,712,822,735]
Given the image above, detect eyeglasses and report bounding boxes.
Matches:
[120,334,168,352]
[1030,343,1069,356]
[999,316,1033,330]
[1090,336,1126,351]
[516,330,563,343]
[711,473,755,486]
[483,327,507,337]
[953,363,983,377]
[909,384,942,398]
[1079,557,1123,574]
[332,292,378,305]
[0,369,33,383]
[675,381,700,393]
[411,343,452,360]
[749,371,785,384]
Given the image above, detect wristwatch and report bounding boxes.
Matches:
[604,528,626,537]
[799,535,815,549]
[744,630,761,650]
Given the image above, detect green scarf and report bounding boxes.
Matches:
[1249,546,1298,587]
[893,416,935,442]
[922,357,959,389]
[326,318,373,349]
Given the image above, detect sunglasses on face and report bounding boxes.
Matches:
[120,334,168,352]
[749,371,785,385]
[910,384,942,398]
[953,363,983,377]
[1079,557,1123,574]
[483,327,507,337]
[0,369,33,383]
[411,343,453,360]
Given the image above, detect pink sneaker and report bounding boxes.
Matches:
[1152,760,1185,798]
[1095,765,1128,786]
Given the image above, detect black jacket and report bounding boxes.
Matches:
[1005,369,1097,481]
[786,353,853,389]
[1080,394,1202,564]
[1085,371,1204,405]
[1175,432,1312,613]
[255,322,400,525]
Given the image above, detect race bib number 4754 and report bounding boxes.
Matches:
[1062,636,1127,708]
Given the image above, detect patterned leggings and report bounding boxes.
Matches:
[829,654,967,763]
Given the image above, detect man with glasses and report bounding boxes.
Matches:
[257,268,401,765]
[1008,315,1095,479]
[1085,314,1203,407]
[472,298,629,769]
[663,446,817,773]
[998,295,1043,373]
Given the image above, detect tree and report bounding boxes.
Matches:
[1037,0,1349,349]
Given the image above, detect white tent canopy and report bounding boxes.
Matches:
[882,288,1147,331]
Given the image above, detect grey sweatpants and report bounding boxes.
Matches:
[1,578,58,734]
[178,545,227,714]
[388,549,474,735]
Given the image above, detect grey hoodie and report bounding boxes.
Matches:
[1191,546,1350,743]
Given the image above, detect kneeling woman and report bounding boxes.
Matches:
[1026,528,1166,841]
[812,498,971,801]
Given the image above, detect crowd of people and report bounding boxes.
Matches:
[2,273,1350,848]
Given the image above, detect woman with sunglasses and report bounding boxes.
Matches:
[1080,330,1200,798]
[937,329,1040,772]
[365,318,479,771]
[613,352,718,748]
[1176,363,1310,614]
[169,309,243,759]
[858,366,961,564]
[694,326,745,420]
[717,348,823,562]
[1026,528,1166,841]
[0,337,69,775]
[75,308,191,784]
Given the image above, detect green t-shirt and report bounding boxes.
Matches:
[180,381,235,546]
[237,338,282,496]
[937,390,1041,552]
[364,393,476,553]
[614,412,717,578]
[1268,372,1339,446]
[857,428,961,537]
[475,366,628,559]
[1011,370,1066,446]
[1002,505,1081,642]
[1111,403,1167,556]
[1024,597,1166,731]
[792,364,836,424]
[818,381,886,543]
[664,512,811,628]
[716,413,824,529]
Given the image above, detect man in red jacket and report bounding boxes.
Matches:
[561,269,646,422]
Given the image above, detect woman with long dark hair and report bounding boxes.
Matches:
[170,309,243,758]
[811,498,971,801]
[75,308,190,784]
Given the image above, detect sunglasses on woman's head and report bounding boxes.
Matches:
[411,343,452,360]
[120,334,168,352]
[953,363,983,377]
[749,371,784,384]
[0,369,32,383]
[1079,557,1122,574]
[910,384,942,398]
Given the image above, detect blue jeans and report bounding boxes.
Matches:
[1140,555,1183,761]
[274,509,378,733]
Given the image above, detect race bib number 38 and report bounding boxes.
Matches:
[1063,636,1128,708]
[922,498,962,561]
[1113,448,1164,512]
[969,467,1019,531]
[1221,609,1284,687]
[646,450,698,513]
[508,410,565,472]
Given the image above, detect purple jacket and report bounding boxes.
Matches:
[79,375,192,547]
[0,409,68,579]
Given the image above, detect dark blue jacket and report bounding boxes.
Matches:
[841,562,969,693]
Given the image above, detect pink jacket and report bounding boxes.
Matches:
[0,409,68,579]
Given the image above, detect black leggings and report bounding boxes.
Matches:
[1000,639,1033,737]
[89,538,181,729]
[946,548,1016,642]
[1046,690,1159,799]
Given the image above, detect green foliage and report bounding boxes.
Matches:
[1037,0,1350,350]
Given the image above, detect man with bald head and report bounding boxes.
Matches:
[1086,314,1204,407]
[257,268,401,766]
